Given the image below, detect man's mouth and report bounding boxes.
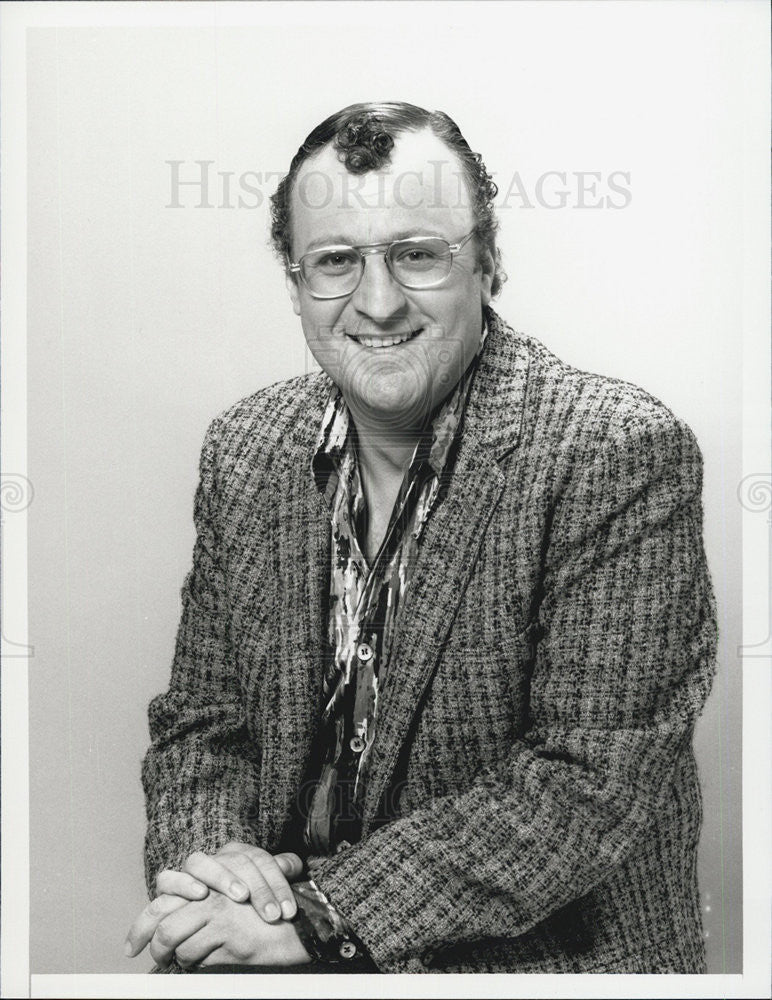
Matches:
[349,327,423,349]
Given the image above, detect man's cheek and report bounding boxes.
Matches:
[305,323,348,378]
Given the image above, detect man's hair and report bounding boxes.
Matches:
[270,101,505,297]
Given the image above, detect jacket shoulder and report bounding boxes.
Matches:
[511,328,698,453]
[204,370,332,469]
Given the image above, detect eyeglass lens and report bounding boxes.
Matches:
[301,238,454,296]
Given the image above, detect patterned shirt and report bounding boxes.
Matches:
[291,323,488,963]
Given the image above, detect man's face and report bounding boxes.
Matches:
[287,129,494,435]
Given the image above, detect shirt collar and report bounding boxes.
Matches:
[312,318,489,493]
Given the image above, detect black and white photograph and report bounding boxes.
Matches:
[1,1,769,996]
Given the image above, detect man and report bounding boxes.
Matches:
[126,101,717,974]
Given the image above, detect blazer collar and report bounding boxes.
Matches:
[462,306,530,461]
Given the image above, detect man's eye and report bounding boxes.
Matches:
[315,252,356,271]
[395,248,439,266]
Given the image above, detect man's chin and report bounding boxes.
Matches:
[344,383,430,436]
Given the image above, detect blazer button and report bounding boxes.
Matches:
[349,736,366,753]
[357,643,373,662]
[336,839,352,854]
[339,940,357,960]
[421,949,435,967]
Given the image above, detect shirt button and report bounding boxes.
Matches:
[339,940,357,960]
[336,839,352,854]
[356,643,373,662]
[349,736,366,753]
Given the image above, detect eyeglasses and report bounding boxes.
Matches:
[288,230,477,300]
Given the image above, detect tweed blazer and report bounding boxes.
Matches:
[142,308,717,974]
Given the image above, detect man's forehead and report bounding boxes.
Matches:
[290,129,473,236]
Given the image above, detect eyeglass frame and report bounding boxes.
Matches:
[287,229,478,300]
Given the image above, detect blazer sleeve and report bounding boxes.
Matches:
[141,417,261,897]
[305,408,718,969]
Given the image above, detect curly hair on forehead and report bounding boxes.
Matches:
[270,101,506,298]
[334,113,396,172]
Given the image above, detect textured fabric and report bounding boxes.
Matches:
[304,322,486,855]
[142,307,717,974]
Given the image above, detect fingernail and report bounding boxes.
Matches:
[281,900,295,919]
[192,883,208,898]
[124,940,133,957]
[264,902,281,921]
[230,882,248,900]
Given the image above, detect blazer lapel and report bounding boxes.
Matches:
[361,311,530,830]
[361,437,506,831]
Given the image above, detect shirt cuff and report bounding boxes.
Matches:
[291,879,363,964]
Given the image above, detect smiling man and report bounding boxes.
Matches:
[128,102,717,974]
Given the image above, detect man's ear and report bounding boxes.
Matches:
[286,272,302,316]
[479,248,495,307]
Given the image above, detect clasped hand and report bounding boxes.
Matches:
[125,842,312,969]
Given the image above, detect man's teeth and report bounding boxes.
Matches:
[353,329,421,348]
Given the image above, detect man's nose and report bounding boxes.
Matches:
[350,253,408,320]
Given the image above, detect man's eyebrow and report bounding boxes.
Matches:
[303,229,450,252]
[304,235,357,251]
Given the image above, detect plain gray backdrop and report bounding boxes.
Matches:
[27,6,748,975]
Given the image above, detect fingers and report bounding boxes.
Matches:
[216,848,301,921]
[254,852,302,920]
[125,893,189,958]
[165,847,305,924]
[217,843,304,881]
[174,926,227,970]
[155,869,209,900]
[215,852,287,921]
[149,900,213,969]
[274,852,305,881]
[182,851,250,903]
